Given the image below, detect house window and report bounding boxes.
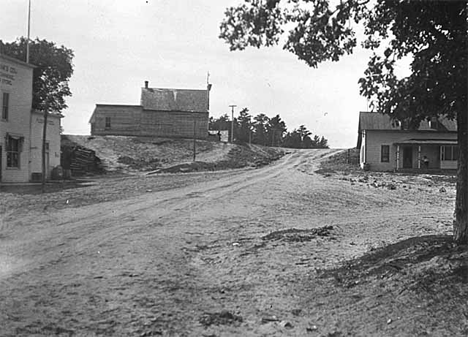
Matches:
[6,135,23,168]
[401,119,409,130]
[105,117,111,129]
[2,92,9,120]
[429,117,439,129]
[441,145,459,161]
[381,145,390,162]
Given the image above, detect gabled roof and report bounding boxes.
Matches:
[0,53,36,69]
[358,112,457,132]
[88,104,142,123]
[140,87,209,112]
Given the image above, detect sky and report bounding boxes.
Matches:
[2,0,397,148]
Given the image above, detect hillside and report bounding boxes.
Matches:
[61,135,284,175]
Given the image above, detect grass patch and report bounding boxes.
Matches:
[318,148,360,174]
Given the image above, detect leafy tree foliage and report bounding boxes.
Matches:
[209,114,231,131]
[316,135,329,149]
[236,108,254,143]
[253,113,270,145]
[220,0,467,244]
[283,130,303,148]
[2,37,74,113]
[268,114,287,146]
[209,111,328,148]
[283,125,329,149]
[297,125,312,143]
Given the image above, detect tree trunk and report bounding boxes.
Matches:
[453,107,468,244]
[41,109,48,193]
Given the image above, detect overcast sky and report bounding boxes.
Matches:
[3,0,393,148]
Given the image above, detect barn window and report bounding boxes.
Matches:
[441,145,459,161]
[105,117,111,129]
[381,145,390,162]
[2,92,9,120]
[6,135,23,168]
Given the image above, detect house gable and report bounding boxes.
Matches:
[358,111,457,132]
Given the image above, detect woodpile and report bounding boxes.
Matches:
[61,145,105,176]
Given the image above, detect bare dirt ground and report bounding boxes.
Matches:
[62,135,283,174]
[1,149,467,336]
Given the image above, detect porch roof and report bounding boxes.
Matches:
[394,139,458,145]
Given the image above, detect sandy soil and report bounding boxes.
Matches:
[62,135,238,173]
[0,149,465,336]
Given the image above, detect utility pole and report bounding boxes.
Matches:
[41,104,48,193]
[26,0,31,63]
[229,104,236,143]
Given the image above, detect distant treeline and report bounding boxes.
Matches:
[209,108,329,149]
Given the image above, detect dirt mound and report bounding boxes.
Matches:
[154,144,284,174]
[62,135,284,175]
[318,148,360,173]
[319,235,456,285]
[199,311,243,327]
[263,226,334,242]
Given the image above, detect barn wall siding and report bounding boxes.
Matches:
[90,106,209,139]
[91,106,143,136]
[140,111,208,139]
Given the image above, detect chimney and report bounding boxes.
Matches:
[144,80,149,89]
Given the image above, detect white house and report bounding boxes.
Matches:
[357,111,458,172]
[0,53,62,183]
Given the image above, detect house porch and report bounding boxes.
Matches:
[394,139,458,171]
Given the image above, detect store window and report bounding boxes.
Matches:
[2,92,9,120]
[6,135,23,168]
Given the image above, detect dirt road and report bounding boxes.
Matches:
[0,149,456,336]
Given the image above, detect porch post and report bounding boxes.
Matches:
[418,146,421,169]
[396,145,400,170]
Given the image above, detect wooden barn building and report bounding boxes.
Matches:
[89,81,211,139]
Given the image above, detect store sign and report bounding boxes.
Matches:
[36,118,55,126]
[0,63,17,85]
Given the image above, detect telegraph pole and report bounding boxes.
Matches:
[26,0,31,63]
[229,104,236,143]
